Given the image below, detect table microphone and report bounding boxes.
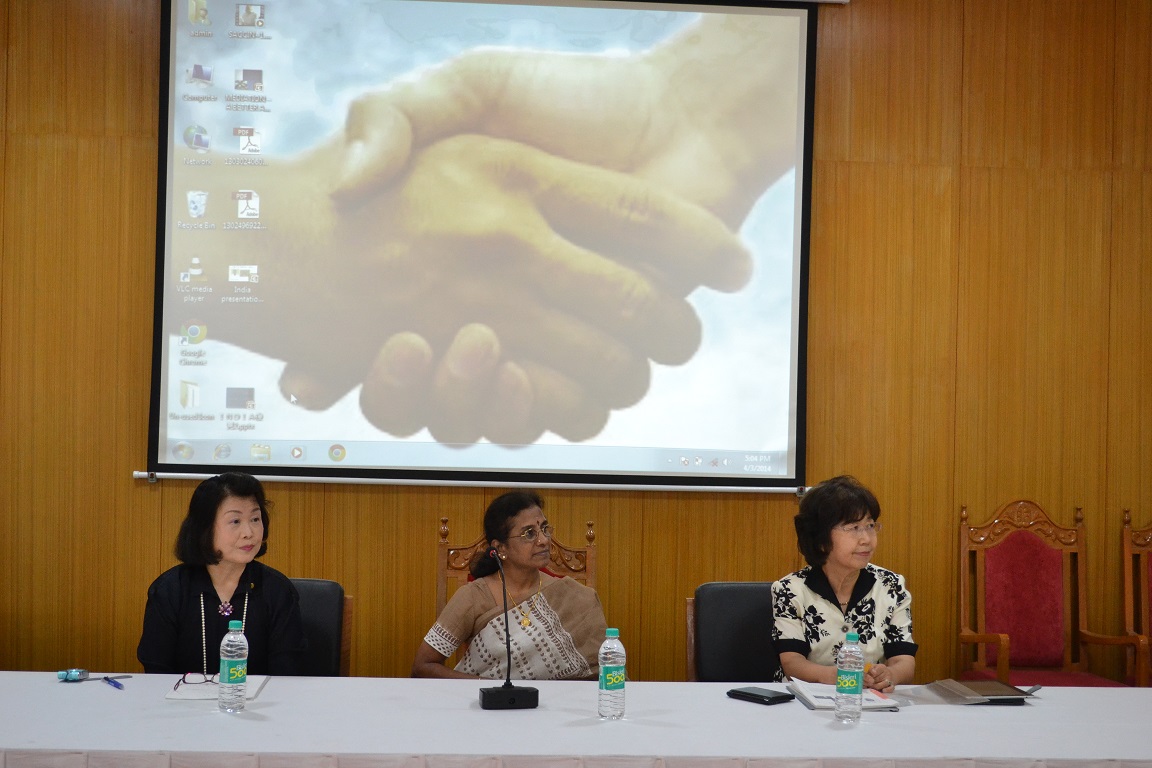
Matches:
[480,548,539,710]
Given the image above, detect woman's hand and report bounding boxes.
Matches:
[865,662,893,692]
[865,655,914,692]
[410,640,478,679]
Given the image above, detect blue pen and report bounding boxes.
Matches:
[103,676,124,690]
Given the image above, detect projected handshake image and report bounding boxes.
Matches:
[162,0,809,474]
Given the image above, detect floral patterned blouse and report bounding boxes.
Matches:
[771,563,918,669]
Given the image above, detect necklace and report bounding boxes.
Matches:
[511,575,543,629]
[200,591,249,675]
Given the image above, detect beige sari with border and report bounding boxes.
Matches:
[424,576,607,680]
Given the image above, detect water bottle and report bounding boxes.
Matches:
[834,631,865,724]
[218,619,248,713]
[597,627,626,720]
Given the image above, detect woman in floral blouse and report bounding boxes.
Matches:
[771,475,917,693]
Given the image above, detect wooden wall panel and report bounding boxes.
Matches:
[962,0,1115,169]
[807,159,959,682]
[2,0,1151,688]
[954,168,1111,509]
[1115,1,1152,170]
[1107,169,1152,580]
[815,0,962,164]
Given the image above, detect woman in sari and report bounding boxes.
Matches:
[412,490,607,680]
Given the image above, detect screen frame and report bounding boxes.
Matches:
[146,0,817,492]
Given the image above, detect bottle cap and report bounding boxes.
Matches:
[846,631,859,642]
[606,628,619,638]
[228,620,243,631]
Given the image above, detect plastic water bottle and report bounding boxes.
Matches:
[834,631,865,724]
[218,619,248,713]
[598,627,626,719]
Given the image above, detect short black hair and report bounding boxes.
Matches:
[794,475,881,567]
[174,472,271,565]
[469,490,545,578]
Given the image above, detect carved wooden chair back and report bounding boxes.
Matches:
[1122,510,1152,685]
[959,500,1085,678]
[435,516,597,619]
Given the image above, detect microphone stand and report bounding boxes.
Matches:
[479,548,539,710]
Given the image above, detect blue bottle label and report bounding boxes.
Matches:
[600,665,625,691]
[220,658,247,685]
[836,669,862,694]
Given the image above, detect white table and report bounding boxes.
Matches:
[1,672,1149,767]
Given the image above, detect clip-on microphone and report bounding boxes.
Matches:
[479,548,539,710]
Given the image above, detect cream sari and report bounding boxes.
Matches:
[424,577,606,680]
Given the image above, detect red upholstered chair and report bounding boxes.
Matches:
[1121,511,1152,686]
[958,500,1138,687]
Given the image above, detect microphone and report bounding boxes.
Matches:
[479,547,539,710]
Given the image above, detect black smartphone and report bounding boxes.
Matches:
[726,686,795,706]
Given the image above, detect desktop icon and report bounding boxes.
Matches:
[228,264,259,282]
[172,442,195,460]
[213,444,233,461]
[186,63,213,86]
[183,125,210,152]
[225,387,256,409]
[179,256,208,283]
[180,320,207,344]
[328,444,347,462]
[250,444,272,462]
[188,0,210,25]
[179,380,201,408]
[186,190,208,219]
[234,190,260,218]
[234,68,263,91]
[290,446,305,459]
[234,127,262,154]
[235,4,266,27]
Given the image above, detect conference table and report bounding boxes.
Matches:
[1,672,1149,767]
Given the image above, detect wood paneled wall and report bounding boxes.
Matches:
[1,0,1150,684]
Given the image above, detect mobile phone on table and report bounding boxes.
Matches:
[726,686,795,705]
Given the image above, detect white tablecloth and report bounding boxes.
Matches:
[1,672,1149,767]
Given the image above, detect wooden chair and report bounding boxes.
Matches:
[1121,510,1152,686]
[289,577,353,676]
[686,582,780,682]
[435,516,597,618]
[958,500,1137,687]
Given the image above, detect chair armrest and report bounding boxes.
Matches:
[1081,630,1150,687]
[959,630,1010,684]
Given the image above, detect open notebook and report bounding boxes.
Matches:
[786,679,900,711]
[165,675,270,701]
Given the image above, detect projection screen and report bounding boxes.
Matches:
[148,0,816,490]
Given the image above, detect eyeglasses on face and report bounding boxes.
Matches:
[833,521,882,536]
[174,672,218,690]
[511,522,553,543]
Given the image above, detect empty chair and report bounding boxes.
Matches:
[1121,510,1152,686]
[686,582,780,682]
[290,577,352,676]
[958,501,1137,687]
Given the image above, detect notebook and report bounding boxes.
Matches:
[786,679,900,711]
